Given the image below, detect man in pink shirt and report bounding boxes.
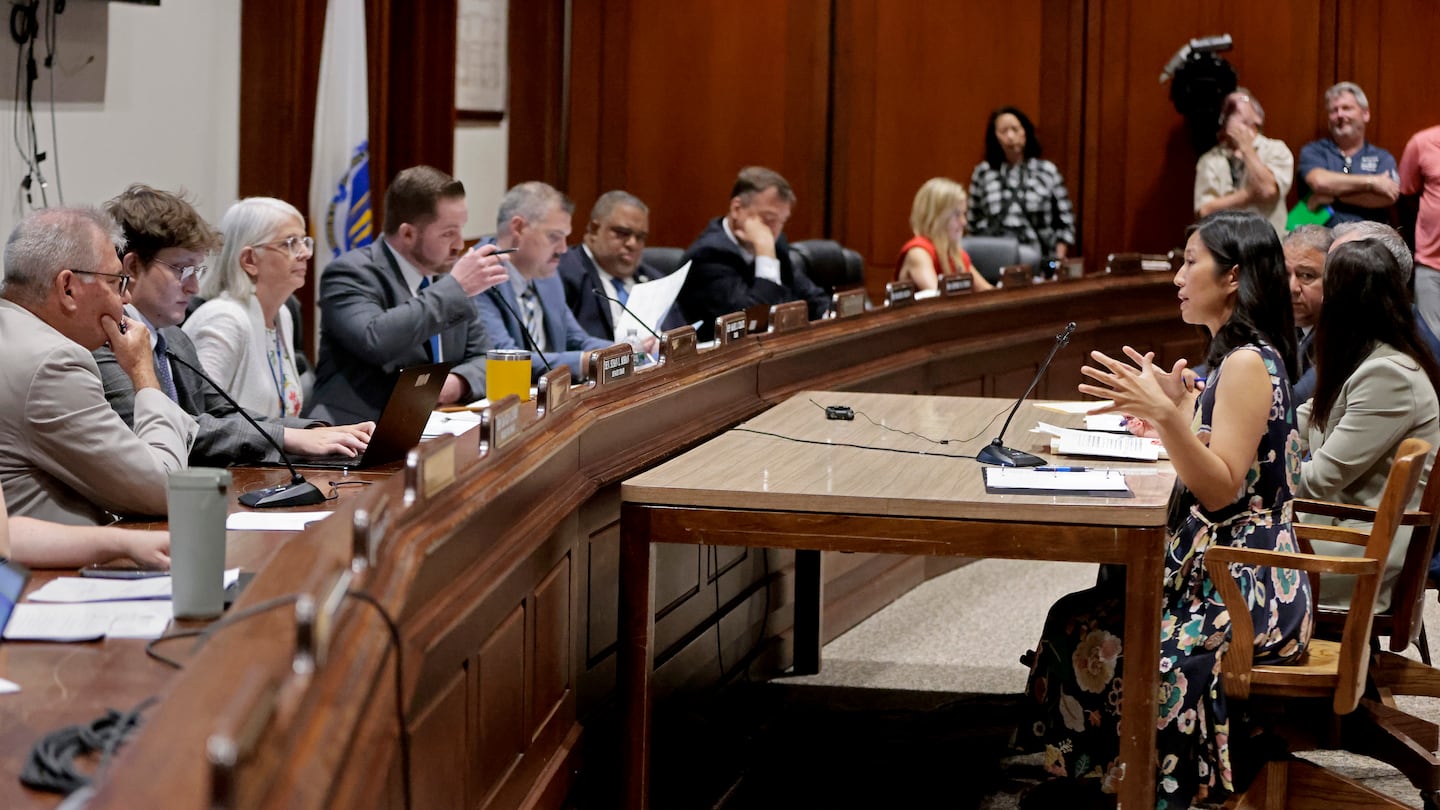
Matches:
[1400,125,1440,337]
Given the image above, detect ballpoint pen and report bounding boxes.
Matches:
[1036,466,1087,472]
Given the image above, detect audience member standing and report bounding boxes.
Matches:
[1400,125,1440,340]
[1194,90,1294,236]
[1297,82,1400,225]
[967,106,1077,267]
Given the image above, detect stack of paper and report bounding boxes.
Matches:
[984,467,1130,493]
[1033,422,1163,462]
[3,569,240,641]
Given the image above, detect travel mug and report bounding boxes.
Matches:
[168,468,232,619]
[486,348,532,402]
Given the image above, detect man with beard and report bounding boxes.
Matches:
[1297,82,1400,225]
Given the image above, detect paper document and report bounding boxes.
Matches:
[1033,422,1161,462]
[0,677,18,694]
[4,601,173,641]
[424,410,481,439]
[1035,400,1112,415]
[1084,413,1129,433]
[984,467,1130,492]
[615,262,690,340]
[28,569,241,603]
[227,511,333,532]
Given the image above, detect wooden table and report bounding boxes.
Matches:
[619,391,1176,810]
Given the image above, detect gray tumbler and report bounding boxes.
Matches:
[168,468,232,619]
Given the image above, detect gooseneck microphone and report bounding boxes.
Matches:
[592,287,664,343]
[976,322,1077,467]
[164,350,328,508]
[486,287,554,372]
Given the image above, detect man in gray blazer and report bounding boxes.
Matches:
[0,206,196,525]
[309,166,509,423]
[94,185,373,464]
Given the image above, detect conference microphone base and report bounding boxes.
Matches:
[976,442,1047,467]
[238,480,328,508]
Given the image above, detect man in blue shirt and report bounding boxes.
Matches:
[1297,81,1400,225]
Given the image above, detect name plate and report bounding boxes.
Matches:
[745,303,771,334]
[660,325,698,364]
[885,281,916,308]
[768,300,809,332]
[1000,265,1032,289]
[940,273,974,295]
[831,288,866,318]
[536,366,572,418]
[1058,259,1085,281]
[1105,252,1142,275]
[717,312,748,345]
[587,344,634,386]
[351,492,392,572]
[482,394,523,453]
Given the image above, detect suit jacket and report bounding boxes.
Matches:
[96,306,316,466]
[557,247,686,341]
[182,293,303,418]
[309,240,491,423]
[677,218,829,340]
[0,299,197,524]
[1297,342,1440,609]
[1292,328,1317,405]
[476,271,612,382]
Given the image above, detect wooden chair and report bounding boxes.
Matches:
[1209,438,1431,809]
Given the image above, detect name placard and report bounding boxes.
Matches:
[717,312,748,345]
[1105,252,1142,275]
[885,281,916,308]
[1000,265,1032,289]
[660,325,698,364]
[1058,259,1085,281]
[745,303,771,334]
[831,288,866,318]
[485,394,523,450]
[351,493,392,572]
[768,300,809,333]
[940,273,974,295]
[587,344,634,386]
[536,366,572,418]
[421,438,456,501]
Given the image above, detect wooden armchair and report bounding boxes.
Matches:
[1208,438,1431,809]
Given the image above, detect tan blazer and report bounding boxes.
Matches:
[0,299,197,525]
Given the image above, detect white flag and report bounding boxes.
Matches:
[308,0,373,270]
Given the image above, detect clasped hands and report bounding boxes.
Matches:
[1078,346,1201,438]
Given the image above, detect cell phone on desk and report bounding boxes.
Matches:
[79,565,169,579]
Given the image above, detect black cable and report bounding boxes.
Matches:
[346,590,413,810]
[731,427,978,460]
[21,695,158,795]
[144,593,302,669]
[807,397,1013,446]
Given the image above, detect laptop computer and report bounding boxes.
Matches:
[0,559,30,640]
[288,361,454,470]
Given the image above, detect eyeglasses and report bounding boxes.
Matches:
[152,258,208,283]
[253,235,315,259]
[70,269,132,296]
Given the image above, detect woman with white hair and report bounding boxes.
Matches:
[184,198,313,417]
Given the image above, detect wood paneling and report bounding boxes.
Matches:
[410,669,469,810]
[507,0,568,189]
[1338,0,1440,156]
[476,605,527,806]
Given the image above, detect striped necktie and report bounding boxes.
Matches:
[418,276,441,361]
[520,283,545,351]
[153,331,178,402]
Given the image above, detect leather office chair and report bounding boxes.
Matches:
[1208,438,1431,810]
[961,235,1021,286]
[788,239,864,294]
[642,246,686,277]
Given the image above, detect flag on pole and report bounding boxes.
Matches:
[309,0,373,269]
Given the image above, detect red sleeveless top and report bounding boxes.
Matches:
[894,235,974,281]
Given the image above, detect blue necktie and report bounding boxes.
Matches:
[609,275,630,306]
[418,276,441,362]
[153,331,178,402]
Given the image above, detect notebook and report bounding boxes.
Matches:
[287,362,454,469]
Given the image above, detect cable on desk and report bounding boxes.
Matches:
[731,427,978,460]
[347,590,413,810]
[806,397,1013,446]
[21,695,158,795]
[145,593,302,669]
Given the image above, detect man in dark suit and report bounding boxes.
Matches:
[476,182,611,382]
[678,166,829,340]
[559,190,685,342]
[309,166,509,423]
[95,184,373,464]
[1284,224,1334,404]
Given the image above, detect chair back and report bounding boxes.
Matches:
[1385,466,1440,652]
[641,246,686,277]
[961,236,1020,285]
[788,239,864,293]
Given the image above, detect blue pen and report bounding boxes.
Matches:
[1036,466,1087,472]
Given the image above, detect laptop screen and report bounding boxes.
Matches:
[0,560,29,638]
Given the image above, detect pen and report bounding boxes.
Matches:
[489,247,519,255]
[1036,466,1087,472]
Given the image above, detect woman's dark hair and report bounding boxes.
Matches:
[1310,238,1440,431]
[1187,210,1297,382]
[984,106,1042,169]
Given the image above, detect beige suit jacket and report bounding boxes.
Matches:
[0,299,197,525]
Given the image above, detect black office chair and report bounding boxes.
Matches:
[642,246,686,277]
[961,235,1022,285]
[788,239,864,294]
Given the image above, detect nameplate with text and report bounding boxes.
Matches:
[482,394,523,453]
[885,281,916,308]
[588,344,634,386]
[941,273,974,295]
[717,312,748,345]
[832,288,866,318]
[768,300,809,333]
[418,435,457,501]
[660,325,698,364]
[537,366,573,418]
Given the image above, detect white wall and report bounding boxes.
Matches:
[0,0,239,248]
[453,118,509,239]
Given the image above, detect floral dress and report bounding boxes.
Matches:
[1018,344,1313,808]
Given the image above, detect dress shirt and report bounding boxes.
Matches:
[722,217,781,285]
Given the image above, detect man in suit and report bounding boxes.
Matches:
[309,166,509,422]
[559,190,685,342]
[475,182,611,382]
[0,206,196,525]
[678,166,829,341]
[1285,224,1334,404]
[94,185,373,464]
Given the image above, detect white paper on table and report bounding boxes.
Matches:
[0,677,19,694]
[424,409,482,439]
[984,467,1130,492]
[1032,422,1160,462]
[28,569,241,603]
[226,511,334,532]
[1034,400,1112,415]
[1084,413,1129,433]
[614,261,689,340]
[3,602,173,641]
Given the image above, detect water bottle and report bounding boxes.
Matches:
[625,327,648,367]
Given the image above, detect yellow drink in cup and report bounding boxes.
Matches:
[486,349,532,402]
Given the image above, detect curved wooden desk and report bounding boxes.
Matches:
[0,272,1199,809]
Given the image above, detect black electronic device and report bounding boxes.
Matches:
[824,405,854,421]
[975,322,1076,467]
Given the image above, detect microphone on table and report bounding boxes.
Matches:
[592,287,666,351]
[976,321,1077,467]
[486,287,555,372]
[164,350,328,508]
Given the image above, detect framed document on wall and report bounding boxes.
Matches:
[456,0,507,120]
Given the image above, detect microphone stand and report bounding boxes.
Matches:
[487,287,555,372]
[976,322,1077,467]
[165,350,327,508]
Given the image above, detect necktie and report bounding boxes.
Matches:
[153,331,178,402]
[520,283,545,351]
[418,276,441,362]
[609,275,630,306]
